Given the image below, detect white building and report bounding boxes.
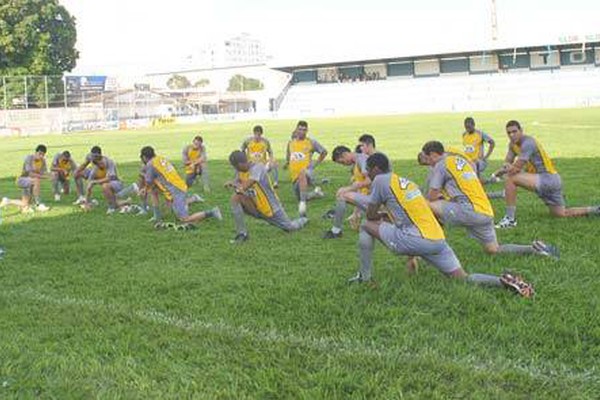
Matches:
[188,33,266,69]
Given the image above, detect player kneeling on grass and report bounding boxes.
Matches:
[495,120,600,228]
[50,150,85,202]
[140,146,221,230]
[14,144,51,213]
[227,151,308,244]
[349,153,534,298]
[420,141,558,258]
[322,145,371,239]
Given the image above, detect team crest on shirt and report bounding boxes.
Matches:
[399,177,410,190]
[405,189,422,201]
[454,157,468,171]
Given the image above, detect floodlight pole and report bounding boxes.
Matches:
[2,76,7,109]
[491,0,499,42]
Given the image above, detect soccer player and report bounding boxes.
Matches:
[50,150,84,202]
[241,125,279,188]
[350,152,534,297]
[286,120,328,217]
[140,146,221,227]
[227,151,307,243]
[322,145,371,239]
[462,117,495,178]
[82,147,133,214]
[421,141,558,257]
[495,120,600,228]
[358,133,377,156]
[15,144,50,212]
[182,135,210,192]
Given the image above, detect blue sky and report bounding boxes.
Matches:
[59,0,600,75]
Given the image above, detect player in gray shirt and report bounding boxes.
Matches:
[350,153,535,298]
[495,120,600,228]
[227,151,308,244]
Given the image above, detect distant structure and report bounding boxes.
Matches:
[186,33,266,69]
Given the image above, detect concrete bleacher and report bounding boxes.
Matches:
[277,67,600,116]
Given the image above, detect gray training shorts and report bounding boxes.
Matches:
[378,222,462,274]
[441,202,497,245]
[535,173,565,207]
[293,168,315,200]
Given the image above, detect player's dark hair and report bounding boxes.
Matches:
[62,150,71,158]
[358,134,375,148]
[506,120,521,130]
[417,151,428,166]
[90,145,102,155]
[366,153,390,173]
[35,144,47,153]
[332,145,351,161]
[355,144,363,154]
[229,150,247,167]
[253,125,263,134]
[140,146,155,160]
[296,120,308,128]
[193,135,203,143]
[464,117,475,124]
[422,141,445,155]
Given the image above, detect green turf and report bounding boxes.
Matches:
[1,108,600,398]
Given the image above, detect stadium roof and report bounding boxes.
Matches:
[270,37,599,72]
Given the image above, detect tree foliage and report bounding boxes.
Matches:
[0,0,79,76]
[228,75,264,92]
[166,74,191,90]
[194,78,210,88]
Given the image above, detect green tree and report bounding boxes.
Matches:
[194,78,210,88]
[0,0,78,108]
[0,0,78,75]
[228,75,264,92]
[167,74,191,90]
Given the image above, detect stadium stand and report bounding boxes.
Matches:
[275,42,600,116]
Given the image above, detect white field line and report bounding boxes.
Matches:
[3,288,599,386]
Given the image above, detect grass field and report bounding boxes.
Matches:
[1,108,600,398]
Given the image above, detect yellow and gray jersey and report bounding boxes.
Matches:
[19,154,47,178]
[462,129,492,162]
[241,137,273,164]
[52,153,77,174]
[369,172,445,241]
[145,156,188,201]
[91,157,119,181]
[507,135,557,175]
[429,154,494,217]
[352,153,370,194]
[236,163,282,218]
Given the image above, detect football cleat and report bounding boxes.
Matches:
[298,201,307,218]
[532,240,560,260]
[500,272,534,298]
[188,193,205,203]
[36,204,50,212]
[72,196,86,205]
[313,186,325,198]
[0,197,9,208]
[321,208,336,219]
[322,229,343,239]
[106,207,117,215]
[211,206,223,221]
[54,194,61,202]
[347,272,378,288]
[495,216,517,229]
[230,232,249,244]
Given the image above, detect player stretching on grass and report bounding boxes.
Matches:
[14,144,50,213]
[322,145,371,239]
[140,146,221,229]
[420,141,558,258]
[495,120,600,228]
[349,152,534,298]
[227,151,308,243]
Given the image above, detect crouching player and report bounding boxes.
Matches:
[15,144,51,213]
[50,150,84,202]
[322,145,371,238]
[140,146,221,229]
[350,153,534,298]
[227,151,308,244]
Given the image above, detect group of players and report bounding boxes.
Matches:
[3,118,599,298]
